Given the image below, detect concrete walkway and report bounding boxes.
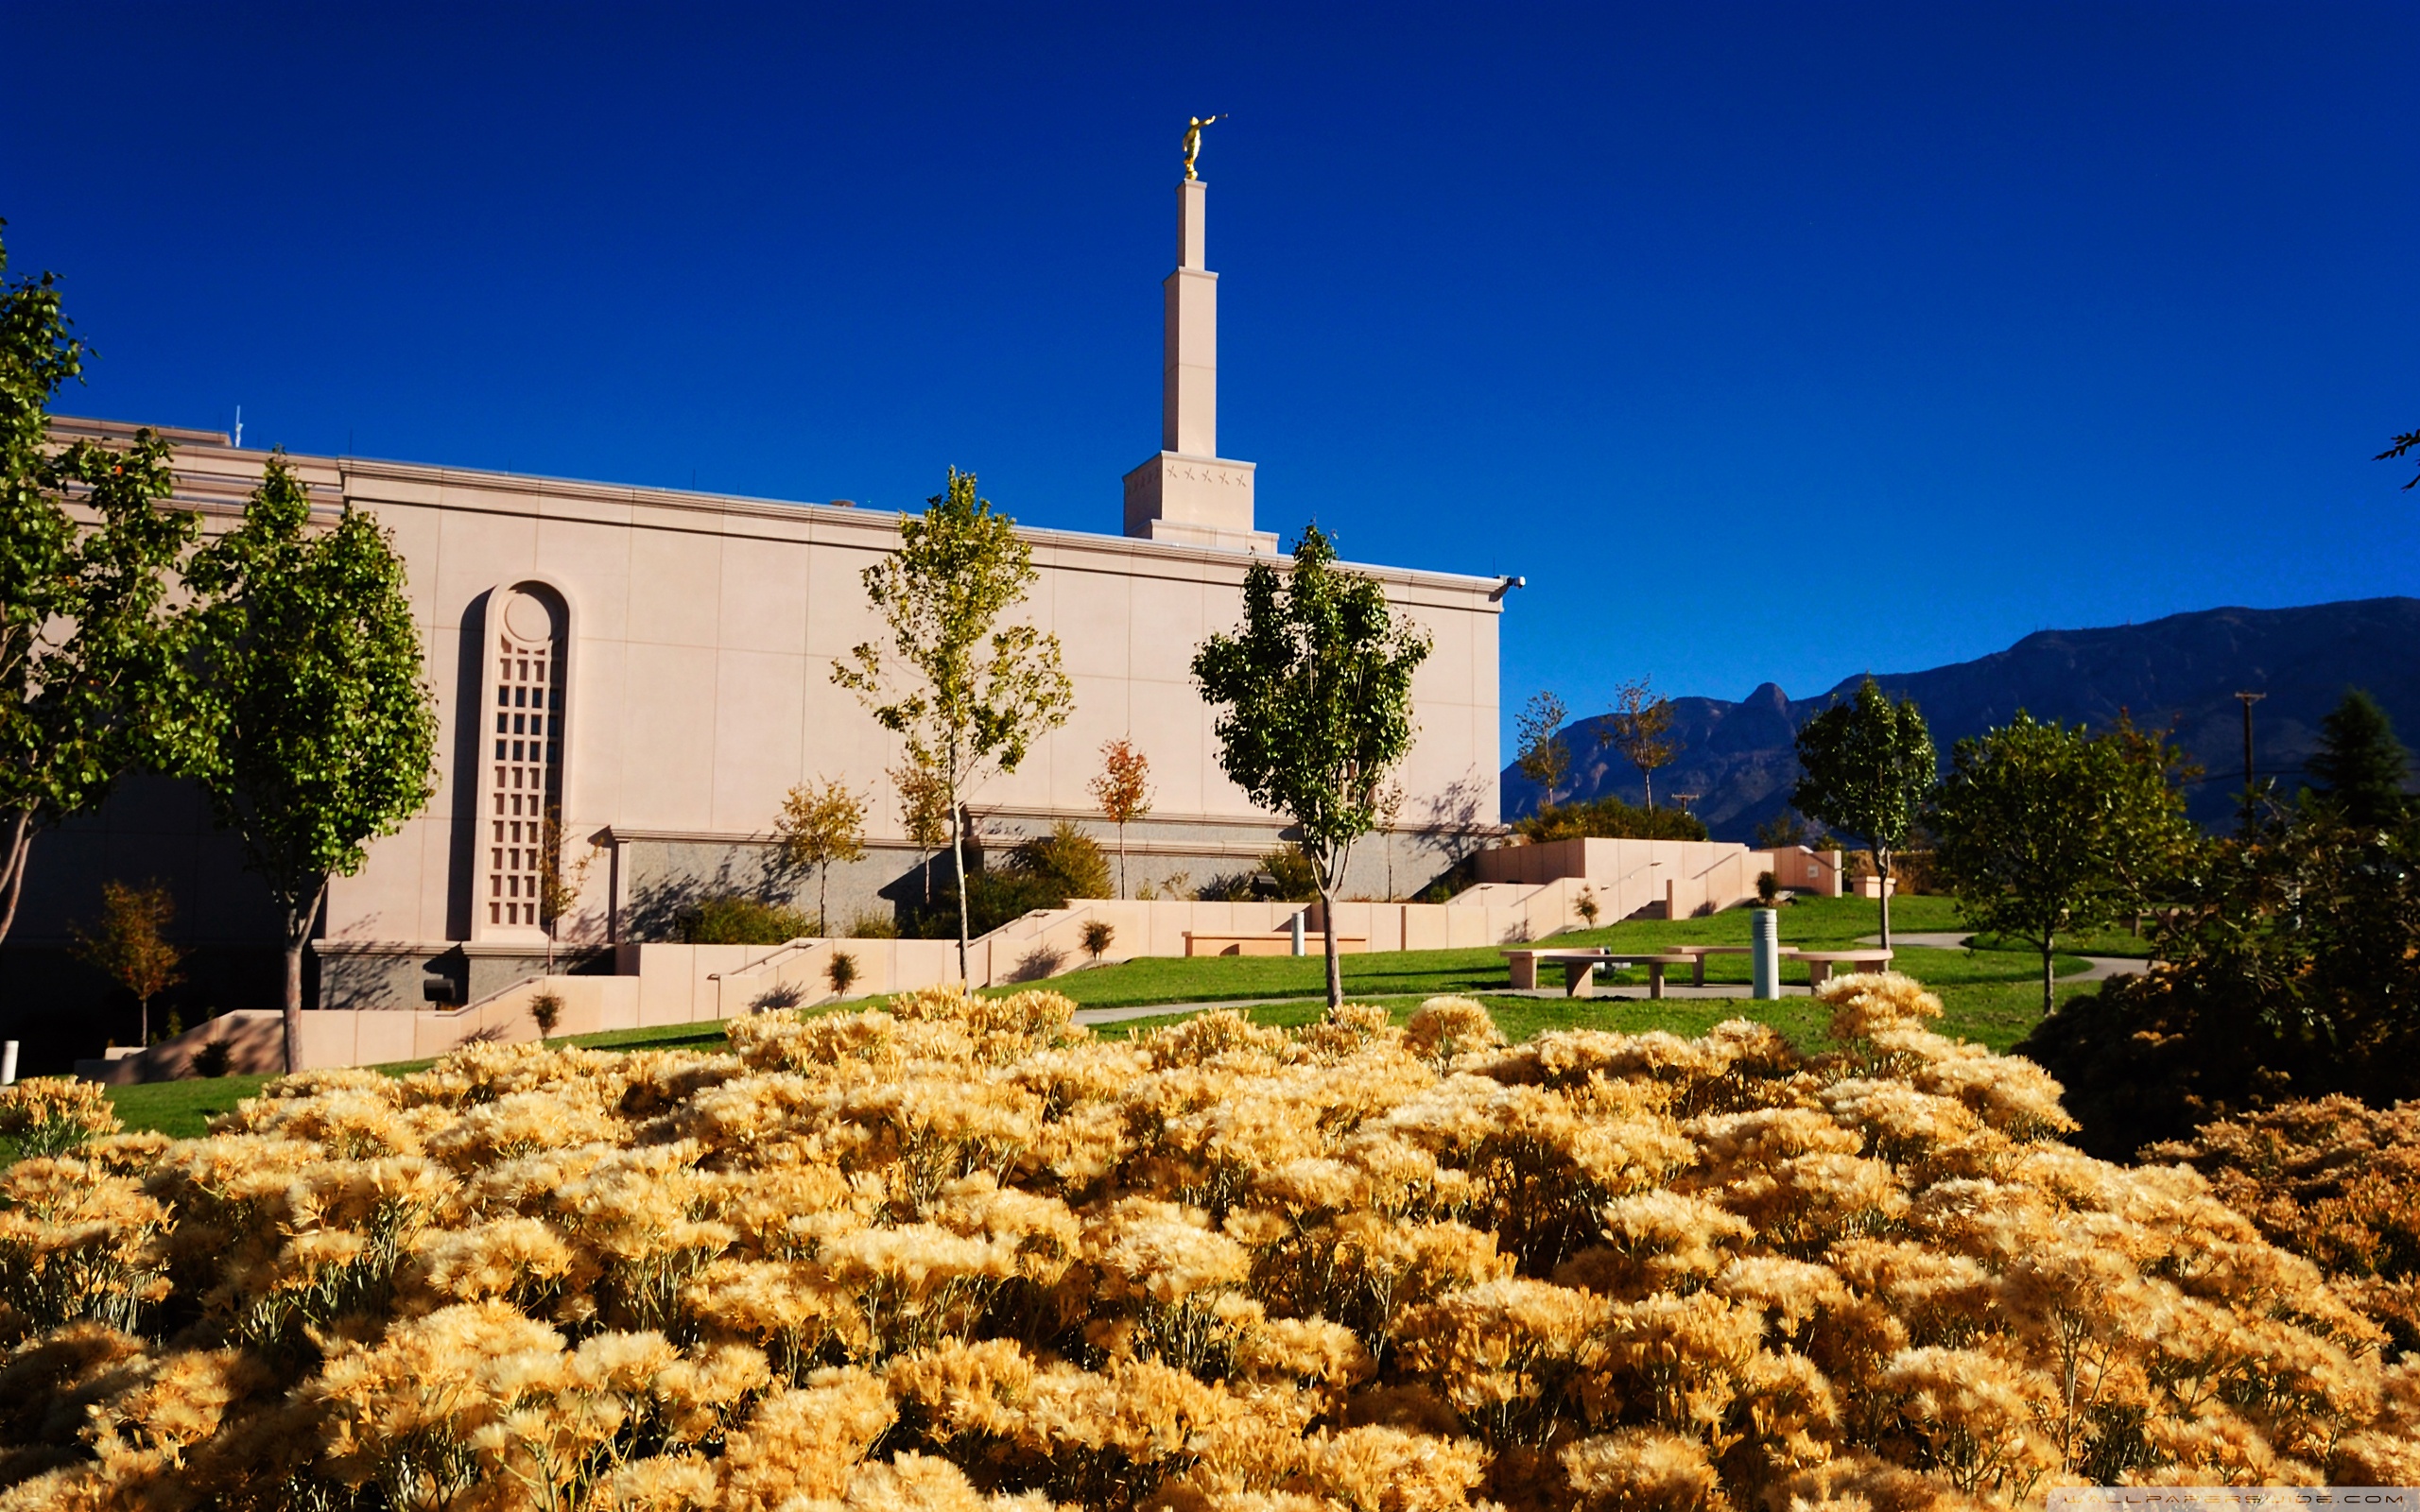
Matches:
[1072,998,1322,1027]
[1860,932,2150,984]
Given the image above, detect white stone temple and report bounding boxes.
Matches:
[7,161,1507,1063]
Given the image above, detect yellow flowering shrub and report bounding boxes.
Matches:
[0,973,2414,1510]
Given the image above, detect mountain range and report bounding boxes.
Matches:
[1502,597,2420,840]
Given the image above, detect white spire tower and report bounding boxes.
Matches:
[1122,143,1274,553]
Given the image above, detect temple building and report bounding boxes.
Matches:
[7,167,1505,1064]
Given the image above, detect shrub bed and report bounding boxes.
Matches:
[2148,1095,2420,1362]
[0,977,2412,1508]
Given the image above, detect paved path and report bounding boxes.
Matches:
[1072,997,1321,1026]
[1860,932,2150,984]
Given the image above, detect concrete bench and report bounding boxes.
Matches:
[1791,949,1893,987]
[1503,948,1620,996]
[1664,943,1805,987]
[1634,954,1701,1000]
[1505,949,1706,999]
[1184,933,1368,958]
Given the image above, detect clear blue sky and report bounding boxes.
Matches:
[8,3,2417,742]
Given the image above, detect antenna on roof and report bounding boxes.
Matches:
[233,405,242,448]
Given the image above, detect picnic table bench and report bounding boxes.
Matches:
[1789,948,1893,987]
[1502,949,1703,999]
[1663,942,1802,987]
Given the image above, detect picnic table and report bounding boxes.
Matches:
[1790,948,1893,987]
[1663,942,1802,987]
[1501,948,1704,999]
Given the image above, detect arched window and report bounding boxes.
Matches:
[475,584,570,936]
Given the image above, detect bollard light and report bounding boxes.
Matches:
[1751,910,1781,1001]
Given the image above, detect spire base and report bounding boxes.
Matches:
[1122,452,1272,554]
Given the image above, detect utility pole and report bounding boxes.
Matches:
[2233,691,2267,809]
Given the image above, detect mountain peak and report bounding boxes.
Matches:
[1503,597,2420,837]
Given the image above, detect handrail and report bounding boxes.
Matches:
[706,936,824,982]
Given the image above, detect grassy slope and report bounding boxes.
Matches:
[106,896,2122,1138]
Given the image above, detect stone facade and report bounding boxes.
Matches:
[4,169,1504,1062]
[14,421,1503,1022]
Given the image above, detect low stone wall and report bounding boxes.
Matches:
[84,856,1814,1084]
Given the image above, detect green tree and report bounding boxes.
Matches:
[833,469,1073,980]
[2304,689,2411,831]
[1790,677,1936,950]
[1928,712,2198,1013]
[188,455,438,1071]
[69,880,183,1046]
[1512,692,1571,808]
[774,775,869,934]
[1,232,203,942]
[1192,525,1431,1010]
[532,806,598,974]
[890,757,950,905]
[1603,676,1679,809]
[2377,425,2419,490]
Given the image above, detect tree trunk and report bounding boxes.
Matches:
[0,808,33,946]
[2040,934,2057,1016]
[1319,885,1343,1012]
[281,882,325,1074]
[1874,845,1893,951]
[1117,824,1127,901]
[1644,771,1654,811]
[820,865,830,938]
[951,802,971,985]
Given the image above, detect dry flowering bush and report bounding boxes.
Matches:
[0,974,2414,1511]
[2148,1094,2420,1362]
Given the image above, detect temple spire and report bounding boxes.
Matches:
[1122,157,1271,553]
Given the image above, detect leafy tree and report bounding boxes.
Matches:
[69,881,183,1046]
[2378,425,2419,490]
[1513,794,1707,843]
[2304,689,2411,831]
[1754,810,1818,850]
[1928,712,2198,1013]
[1791,677,1936,950]
[774,776,868,934]
[187,455,438,1071]
[890,758,950,905]
[834,469,1073,980]
[533,806,599,973]
[1373,779,1406,901]
[1,232,203,943]
[1602,677,1678,809]
[1512,692,1571,808]
[1088,738,1152,898]
[2022,802,2420,1157]
[1192,525,1430,1010]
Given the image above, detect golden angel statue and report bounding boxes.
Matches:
[1183,114,1221,180]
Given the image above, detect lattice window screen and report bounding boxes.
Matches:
[486,615,564,929]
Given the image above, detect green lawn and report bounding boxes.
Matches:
[102,1020,736,1139]
[100,896,2107,1139]
[1965,926,2155,959]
